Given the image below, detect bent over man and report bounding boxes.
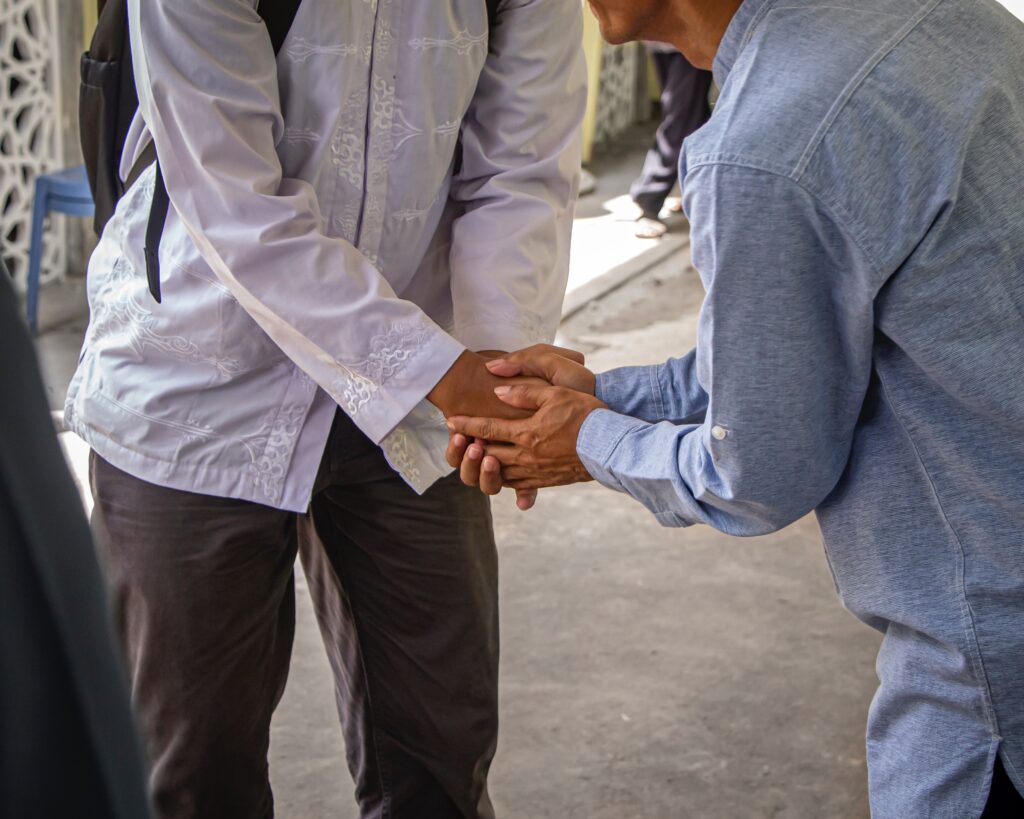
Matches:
[449,0,1024,816]
[67,0,585,816]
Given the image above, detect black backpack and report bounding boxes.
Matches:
[79,0,501,304]
[79,0,302,303]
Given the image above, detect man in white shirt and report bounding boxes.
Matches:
[67,0,585,816]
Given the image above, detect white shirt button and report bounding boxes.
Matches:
[711,425,728,441]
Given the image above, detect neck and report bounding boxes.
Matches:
[661,0,744,69]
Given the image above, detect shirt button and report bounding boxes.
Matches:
[711,425,728,441]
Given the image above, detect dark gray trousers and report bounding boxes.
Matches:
[90,412,498,819]
[630,50,713,218]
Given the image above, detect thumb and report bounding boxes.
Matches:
[487,350,564,383]
[486,359,524,378]
[493,383,549,411]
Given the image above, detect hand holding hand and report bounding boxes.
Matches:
[484,344,596,395]
[427,350,544,421]
[447,379,606,492]
[445,344,596,509]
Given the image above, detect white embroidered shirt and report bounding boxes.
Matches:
[66,0,586,511]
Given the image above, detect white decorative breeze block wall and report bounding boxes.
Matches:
[592,41,643,148]
[0,0,63,291]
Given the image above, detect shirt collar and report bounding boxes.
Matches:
[712,0,775,87]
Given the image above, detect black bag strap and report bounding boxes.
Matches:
[144,0,302,302]
[486,0,501,33]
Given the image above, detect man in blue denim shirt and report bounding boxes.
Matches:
[448,0,1024,814]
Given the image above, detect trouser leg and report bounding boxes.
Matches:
[300,414,499,819]
[89,453,298,819]
[631,51,714,217]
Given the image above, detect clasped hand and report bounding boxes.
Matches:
[444,344,606,510]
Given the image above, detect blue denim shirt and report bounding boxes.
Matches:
[576,0,1024,814]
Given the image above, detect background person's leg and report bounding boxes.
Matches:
[90,454,298,819]
[630,50,714,220]
[300,417,498,819]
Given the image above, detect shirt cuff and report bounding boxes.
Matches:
[595,365,665,420]
[379,399,455,494]
[328,322,465,445]
[576,407,650,492]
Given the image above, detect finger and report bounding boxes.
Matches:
[459,440,484,487]
[487,348,586,385]
[485,359,525,378]
[544,344,585,365]
[446,432,469,469]
[493,383,551,411]
[447,415,520,442]
[479,455,504,495]
[479,443,518,465]
[515,488,538,511]
[505,478,545,490]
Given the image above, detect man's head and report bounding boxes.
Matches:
[585,0,743,69]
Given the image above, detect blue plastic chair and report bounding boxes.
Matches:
[26,165,95,335]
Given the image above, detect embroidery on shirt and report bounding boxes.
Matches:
[285,38,370,65]
[392,207,428,222]
[330,318,434,417]
[392,105,460,154]
[391,105,423,151]
[359,4,398,261]
[330,200,361,243]
[241,403,308,503]
[409,29,487,56]
[380,426,422,486]
[331,85,369,189]
[435,119,461,138]
[87,256,245,380]
[283,127,321,145]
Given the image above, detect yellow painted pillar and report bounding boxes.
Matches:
[83,0,97,49]
[580,4,604,164]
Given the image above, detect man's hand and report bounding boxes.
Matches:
[483,344,596,395]
[428,350,539,421]
[430,350,545,508]
[447,383,606,491]
[445,345,594,509]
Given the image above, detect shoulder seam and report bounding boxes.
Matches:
[793,0,946,180]
[685,158,885,285]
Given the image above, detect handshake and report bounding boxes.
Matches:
[427,345,607,510]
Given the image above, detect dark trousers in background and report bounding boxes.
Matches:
[982,756,1024,817]
[630,50,714,219]
[90,411,499,819]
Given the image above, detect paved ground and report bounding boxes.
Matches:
[32,133,882,818]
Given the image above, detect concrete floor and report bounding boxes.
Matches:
[268,244,882,818]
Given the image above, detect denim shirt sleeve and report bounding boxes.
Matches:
[578,163,876,536]
[595,350,709,425]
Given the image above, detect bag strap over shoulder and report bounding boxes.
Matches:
[259,0,303,55]
[144,0,303,302]
[487,0,503,27]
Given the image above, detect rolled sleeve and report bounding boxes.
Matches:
[596,351,709,423]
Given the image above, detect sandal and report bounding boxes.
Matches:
[634,215,668,239]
